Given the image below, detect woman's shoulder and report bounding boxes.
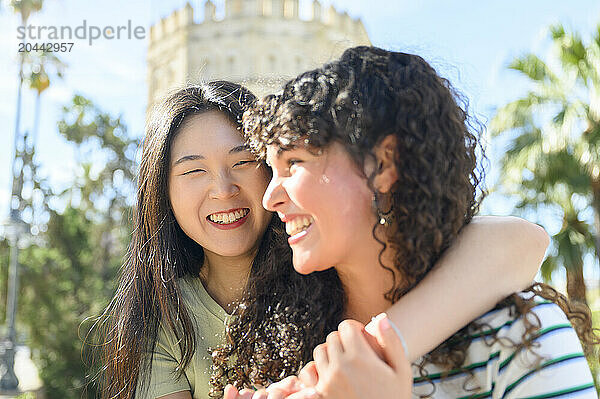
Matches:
[476,294,569,334]
[478,295,595,398]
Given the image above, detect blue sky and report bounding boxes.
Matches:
[0,0,599,236]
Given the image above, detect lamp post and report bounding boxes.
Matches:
[0,215,28,393]
[0,83,30,392]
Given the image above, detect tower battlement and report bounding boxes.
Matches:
[147,0,371,107]
[149,3,194,41]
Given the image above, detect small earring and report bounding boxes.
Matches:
[378,209,393,226]
[372,193,393,226]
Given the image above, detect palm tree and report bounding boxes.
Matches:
[9,0,42,22]
[490,23,600,306]
[537,184,594,305]
[27,52,65,144]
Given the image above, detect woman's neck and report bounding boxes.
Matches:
[200,250,256,313]
[336,235,397,325]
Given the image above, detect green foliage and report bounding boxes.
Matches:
[27,51,66,96]
[6,95,137,398]
[492,21,600,385]
[16,392,37,399]
[491,22,600,298]
[9,0,43,24]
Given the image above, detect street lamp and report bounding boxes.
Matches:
[0,214,29,393]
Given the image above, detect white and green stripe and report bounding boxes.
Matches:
[411,298,596,398]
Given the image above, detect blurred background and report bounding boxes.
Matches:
[0,0,599,397]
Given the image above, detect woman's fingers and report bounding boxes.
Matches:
[224,384,239,399]
[363,319,386,360]
[373,313,411,377]
[223,385,254,399]
[298,361,318,387]
[338,319,372,358]
[312,342,329,373]
[325,330,344,362]
[263,376,303,398]
[285,387,321,399]
[237,389,255,399]
[251,389,268,399]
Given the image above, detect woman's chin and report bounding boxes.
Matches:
[292,256,333,275]
[292,263,315,275]
[292,256,316,275]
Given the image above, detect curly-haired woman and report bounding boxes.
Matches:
[240,47,598,398]
[96,80,548,399]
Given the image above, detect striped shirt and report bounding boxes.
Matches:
[412,298,597,398]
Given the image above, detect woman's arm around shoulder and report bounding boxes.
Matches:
[372,215,550,362]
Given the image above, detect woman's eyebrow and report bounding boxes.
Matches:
[173,145,249,166]
[173,154,204,166]
[229,144,250,154]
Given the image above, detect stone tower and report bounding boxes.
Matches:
[147,0,371,108]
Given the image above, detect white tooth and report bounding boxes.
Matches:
[235,210,241,219]
[215,214,222,222]
[302,216,310,227]
[225,213,232,223]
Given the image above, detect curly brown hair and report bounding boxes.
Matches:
[243,46,599,394]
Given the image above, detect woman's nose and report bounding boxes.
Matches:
[262,176,286,211]
[209,173,240,200]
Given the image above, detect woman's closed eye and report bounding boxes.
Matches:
[288,159,303,171]
[233,160,258,168]
[181,168,206,176]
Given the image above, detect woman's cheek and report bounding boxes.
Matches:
[290,173,315,207]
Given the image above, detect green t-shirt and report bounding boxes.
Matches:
[139,276,230,399]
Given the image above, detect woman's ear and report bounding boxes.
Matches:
[373,135,398,193]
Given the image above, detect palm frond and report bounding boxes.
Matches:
[509,54,559,84]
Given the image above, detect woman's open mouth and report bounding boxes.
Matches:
[207,208,250,230]
[285,216,314,244]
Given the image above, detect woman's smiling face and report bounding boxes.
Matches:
[168,110,273,258]
[262,142,377,274]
